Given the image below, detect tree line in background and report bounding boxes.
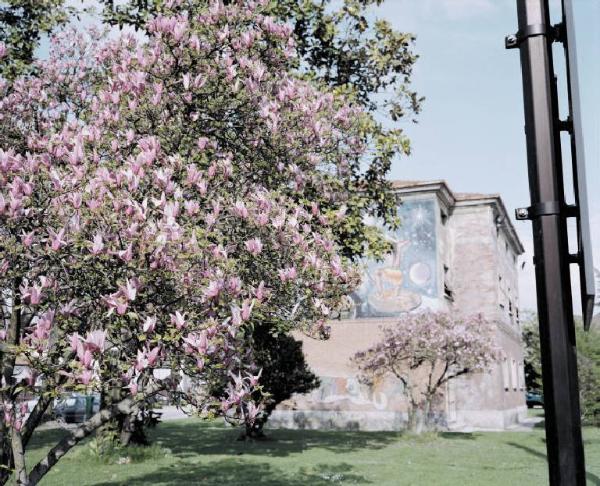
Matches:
[0,1,423,483]
[522,314,600,426]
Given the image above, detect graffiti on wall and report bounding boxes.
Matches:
[349,198,438,318]
[307,376,404,412]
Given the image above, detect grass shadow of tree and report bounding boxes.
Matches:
[506,441,600,486]
[27,427,70,451]
[147,420,402,459]
[437,432,477,440]
[92,458,371,486]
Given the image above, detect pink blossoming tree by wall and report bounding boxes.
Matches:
[0,1,367,483]
[353,312,500,434]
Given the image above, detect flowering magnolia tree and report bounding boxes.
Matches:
[353,312,500,434]
[0,1,367,483]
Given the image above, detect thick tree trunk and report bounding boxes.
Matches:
[238,417,267,441]
[0,279,22,485]
[119,411,137,447]
[27,384,162,485]
[0,423,12,485]
[10,429,28,486]
[407,400,432,435]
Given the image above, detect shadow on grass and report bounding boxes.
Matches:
[146,420,402,459]
[507,441,600,486]
[438,432,477,440]
[506,442,546,461]
[93,459,371,486]
[27,427,70,451]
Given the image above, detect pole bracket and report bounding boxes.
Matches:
[558,117,573,132]
[516,201,560,220]
[505,23,563,49]
[515,202,578,220]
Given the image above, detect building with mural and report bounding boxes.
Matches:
[270,180,528,431]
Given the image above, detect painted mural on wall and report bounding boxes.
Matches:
[306,376,405,412]
[348,198,438,318]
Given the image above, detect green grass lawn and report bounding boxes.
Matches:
[20,419,600,486]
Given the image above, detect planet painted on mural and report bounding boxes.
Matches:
[409,262,432,287]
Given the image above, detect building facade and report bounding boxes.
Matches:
[270,180,528,431]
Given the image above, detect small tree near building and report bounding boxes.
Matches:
[353,311,499,434]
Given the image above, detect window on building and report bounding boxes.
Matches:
[443,265,454,301]
[511,359,518,391]
[518,363,525,391]
[502,358,510,391]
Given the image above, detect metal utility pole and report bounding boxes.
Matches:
[506,0,587,484]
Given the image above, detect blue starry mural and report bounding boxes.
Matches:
[349,198,438,318]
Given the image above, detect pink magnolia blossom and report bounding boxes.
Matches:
[47,227,67,251]
[227,276,242,295]
[79,370,94,385]
[241,300,253,321]
[204,280,222,299]
[278,266,297,283]
[146,345,161,367]
[197,137,209,150]
[143,316,157,334]
[170,311,186,330]
[21,230,35,247]
[90,232,104,254]
[183,330,208,354]
[20,284,43,305]
[184,200,200,216]
[115,243,133,262]
[104,294,128,315]
[254,281,268,302]
[244,238,263,255]
[232,200,249,219]
[120,278,138,301]
[84,330,107,353]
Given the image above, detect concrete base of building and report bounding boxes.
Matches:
[449,405,529,431]
[268,410,408,431]
[268,406,528,432]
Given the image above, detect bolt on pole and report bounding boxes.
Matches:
[507,0,586,484]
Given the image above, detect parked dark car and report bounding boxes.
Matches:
[526,390,544,408]
[54,394,100,423]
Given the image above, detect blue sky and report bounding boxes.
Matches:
[374,0,600,313]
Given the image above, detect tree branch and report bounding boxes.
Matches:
[27,384,163,485]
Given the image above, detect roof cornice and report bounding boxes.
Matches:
[390,180,525,255]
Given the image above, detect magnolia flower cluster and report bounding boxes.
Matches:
[0,0,362,439]
[353,311,500,410]
[354,312,500,382]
